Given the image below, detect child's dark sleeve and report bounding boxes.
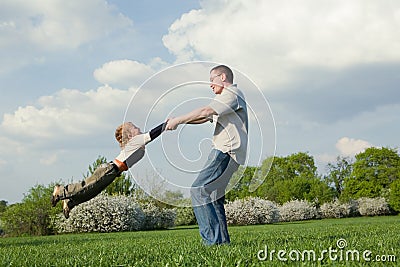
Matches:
[149,122,167,141]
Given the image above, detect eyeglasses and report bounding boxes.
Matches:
[209,73,222,82]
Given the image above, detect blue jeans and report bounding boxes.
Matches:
[191,149,239,245]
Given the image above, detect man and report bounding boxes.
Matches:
[166,65,248,245]
[51,122,166,219]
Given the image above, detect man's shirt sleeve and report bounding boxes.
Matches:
[208,90,239,116]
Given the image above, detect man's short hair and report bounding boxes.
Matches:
[211,65,234,83]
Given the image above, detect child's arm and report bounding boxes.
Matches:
[149,122,166,141]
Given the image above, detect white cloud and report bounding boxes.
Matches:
[0,0,133,50]
[0,136,22,167]
[335,137,373,157]
[94,60,156,88]
[40,152,59,165]
[163,0,400,87]
[313,137,373,173]
[1,85,134,141]
[0,0,134,73]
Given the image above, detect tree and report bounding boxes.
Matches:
[225,166,258,201]
[105,172,137,196]
[254,152,334,204]
[325,156,353,197]
[1,184,59,236]
[389,179,400,212]
[162,190,184,204]
[0,200,7,213]
[342,147,400,200]
[155,190,187,208]
[0,200,7,235]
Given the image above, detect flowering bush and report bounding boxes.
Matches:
[225,197,279,225]
[320,199,353,219]
[51,194,394,235]
[140,202,176,230]
[53,194,144,233]
[53,194,179,233]
[320,199,360,219]
[357,197,390,216]
[174,207,196,226]
[279,200,317,222]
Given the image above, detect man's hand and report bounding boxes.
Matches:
[165,117,180,131]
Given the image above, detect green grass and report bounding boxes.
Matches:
[1,216,399,266]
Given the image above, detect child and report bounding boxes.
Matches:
[51,121,166,219]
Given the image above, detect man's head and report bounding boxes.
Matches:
[209,65,234,94]
[115,122,141,149]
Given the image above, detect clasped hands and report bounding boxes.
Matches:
[165,117,180,131]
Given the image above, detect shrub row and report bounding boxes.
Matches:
[225,196,393,226]
[53,194,393,233]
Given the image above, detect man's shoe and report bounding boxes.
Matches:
[62,200,70,219]
[51,185,63,207]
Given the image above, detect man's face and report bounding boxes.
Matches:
[209,70,224,94]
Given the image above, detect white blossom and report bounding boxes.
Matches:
[53,194,175,233]
[357,197,390,216]
[279,200,317,222]
[225,197,279,225]
[320,199,353,219]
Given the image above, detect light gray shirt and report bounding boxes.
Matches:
[208,84,248,165]
[115,133,151,168]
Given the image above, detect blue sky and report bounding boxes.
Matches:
[1,0,399,203]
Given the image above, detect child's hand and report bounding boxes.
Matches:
[165,117,180,131]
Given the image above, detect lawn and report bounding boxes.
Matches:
[0,216,398,266]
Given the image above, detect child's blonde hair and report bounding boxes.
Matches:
[115,122,136,149]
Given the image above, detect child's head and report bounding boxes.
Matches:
[115,122,141,149]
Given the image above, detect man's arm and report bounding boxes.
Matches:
[166,106,216,130]
[187,117,212,124]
